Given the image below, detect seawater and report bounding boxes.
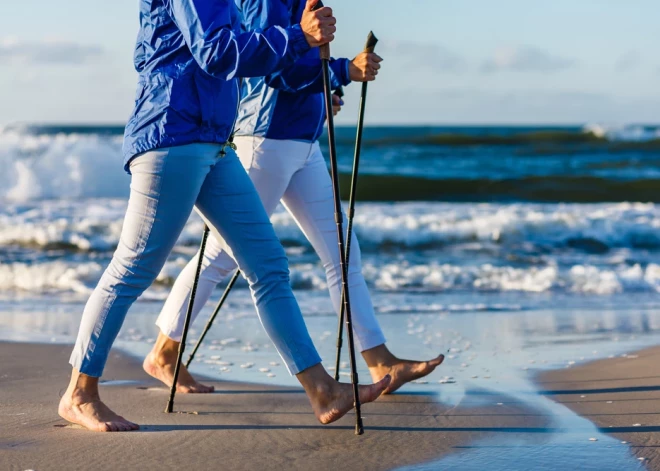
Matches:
[1,123,660,470]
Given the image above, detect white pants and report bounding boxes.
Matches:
[156,136,386,352]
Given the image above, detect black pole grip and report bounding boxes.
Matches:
[364,31,378,53]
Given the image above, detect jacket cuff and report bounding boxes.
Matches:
[331,58,352,87]
[286,24,312,60]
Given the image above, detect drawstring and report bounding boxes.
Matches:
[219,129,239,158]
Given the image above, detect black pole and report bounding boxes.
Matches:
[314,0,363,436]
[165,225,211,413]
[333,32,378,381]
[185,269,241,368]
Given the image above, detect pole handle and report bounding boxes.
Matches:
[319,44,331,60]
[311,0,331,59]
[364,31,378,53]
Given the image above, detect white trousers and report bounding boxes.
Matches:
[156,136,386,352]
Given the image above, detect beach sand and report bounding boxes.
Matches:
[538,346,660,468]
[0,342,549,471]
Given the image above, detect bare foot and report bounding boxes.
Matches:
[362,344,445,395]
[143,351,214,394]
[298,364,391,424]
[369,354,444,394]
[59,371,139,432]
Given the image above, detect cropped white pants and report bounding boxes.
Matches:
[156,136,386,353]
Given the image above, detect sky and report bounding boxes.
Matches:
[0,0,658,125]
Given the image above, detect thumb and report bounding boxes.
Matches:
[306,0,321,11]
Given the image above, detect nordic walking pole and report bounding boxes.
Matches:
[313,0,363,435]
[333,32,378,381]
[185,269,241,368]
[165,225,211,413]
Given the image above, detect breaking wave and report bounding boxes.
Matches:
[4,200,660,253]
[3,258,660,297]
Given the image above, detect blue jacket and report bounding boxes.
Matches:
[122,0,311,170]
[235,0,352,143]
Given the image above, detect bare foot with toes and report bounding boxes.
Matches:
[143,333,214,393]
[58,373,139,432]
[306,374,391,424]
[143,352,214,393]
[369,354,445,394]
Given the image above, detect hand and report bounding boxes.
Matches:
[300,0,336,48]
[332,93,343,116]
[348,52,382,82]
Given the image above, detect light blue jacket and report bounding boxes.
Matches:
[235,0,352,143]
[122,0,310,170]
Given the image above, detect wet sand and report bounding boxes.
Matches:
[0,342,549,471]
[538,346,660,469]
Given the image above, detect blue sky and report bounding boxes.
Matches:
[0,0,658,125]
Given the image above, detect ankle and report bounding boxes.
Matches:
[65,370,100,403]
[362,344,396,369]
[150,333,181,363]
[296,363,335,398]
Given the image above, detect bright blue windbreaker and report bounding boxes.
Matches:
[235,0,352,143]
[122,0,311,170]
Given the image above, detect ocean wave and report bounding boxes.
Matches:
[4,125,660,203]
[4,200,660,254]
[0,128,128,201]
[583,124,660,142]
[364,262,660,295]
[3,257,660,297]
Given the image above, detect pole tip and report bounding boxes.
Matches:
[355,423,364,435]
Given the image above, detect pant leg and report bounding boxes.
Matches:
[70,144,222,377]
[281,142,386,352]
[155,231,237,340]
[194,146,320,375]
[155,136,308,341]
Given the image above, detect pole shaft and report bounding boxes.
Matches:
[185,269,241,368]
[320,57,364,435]
[165,226,210,413]
[333,80,369,381]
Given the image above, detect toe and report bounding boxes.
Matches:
[429,354,445,367]
[106,421,119,432]
[97,422,111,432]
[360,374,391,403]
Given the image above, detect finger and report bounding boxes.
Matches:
[371,54,383,63]
[318,6,333,17]
[369,61,381,70]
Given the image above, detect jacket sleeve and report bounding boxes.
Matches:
[166,0,310,80]
[265,56,352,94]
